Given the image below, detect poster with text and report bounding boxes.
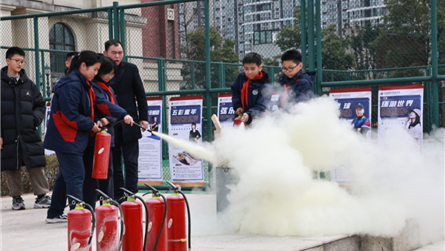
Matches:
[138,97,164,184]
[329,88,372,185]
[217,94,235,128]
[268,93,280,112]
[168,96,205,185]
[44,102,55,155]
[378,84,423,146]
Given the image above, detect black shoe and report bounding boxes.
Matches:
[46,214,68,223]
[34,195,51,208]
[12,196,25,210]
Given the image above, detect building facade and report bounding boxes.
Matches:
[1,0,182,95]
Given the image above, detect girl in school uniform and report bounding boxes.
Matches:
[44,51,133,222]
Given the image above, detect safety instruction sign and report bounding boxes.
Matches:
[168,96,205,185]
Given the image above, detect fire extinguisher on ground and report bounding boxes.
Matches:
[66,194,95,251]
[166,181,192,251]
[95,189,125,251]
[143,184,168,251]
[120,187,149,251]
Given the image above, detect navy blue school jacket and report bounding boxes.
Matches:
[44,69,128,154]
[279,69,314,107]
[87,77,118,148]
[231,71,272,124]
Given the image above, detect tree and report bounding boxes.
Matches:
[274,8,355,71]
[179,27,239,89]
[371,0,445,77]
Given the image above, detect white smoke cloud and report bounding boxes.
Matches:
[159,96,444,244]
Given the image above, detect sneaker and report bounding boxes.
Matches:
[46,214,68,223]
[12,196,25,210]
[34,195,51,209]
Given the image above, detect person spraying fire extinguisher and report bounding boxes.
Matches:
[45,51,134,223]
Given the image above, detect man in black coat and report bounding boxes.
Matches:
[1,47,51,210]
[103,40,149,199]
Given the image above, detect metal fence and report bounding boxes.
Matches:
[1,0,443,186]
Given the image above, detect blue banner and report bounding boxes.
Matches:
[379,95,422,118]
[170,105,202,125]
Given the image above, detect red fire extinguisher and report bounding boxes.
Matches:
[95,189,125,251]
[234,116,246,127]
[66,194,95,251]
[166,181,192,251]
[92,129,111,179]
[143,184,168,251]
[120,187,149,251]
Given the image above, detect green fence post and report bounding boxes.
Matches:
[158,58,165,89]
[219,62,224,88]
[315,0,322,96]
[308,0,315,94]
[270,66,275,84]
[120,7,126,62]
[431,0,439,127]
[41,51,46,98]
[204,0,213,143]
[191,62,196,89]
[34,17,42,138]
[113,2,119,40]
[300,0,306,69]
[108,8,113,40]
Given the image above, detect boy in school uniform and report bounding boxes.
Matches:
[279,49,314,108]
[231,52,271,125]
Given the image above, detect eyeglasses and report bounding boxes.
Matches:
[10,58,26,65]
[282,64,299,72]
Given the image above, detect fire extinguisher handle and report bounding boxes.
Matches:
[143,183,161,197]
[96,189,112,200]
[133,122,153,133]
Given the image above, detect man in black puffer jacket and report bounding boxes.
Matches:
[1,47,51,210]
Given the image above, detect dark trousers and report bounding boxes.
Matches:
[83,147,115,210]
[47,152,84,218]
[112,136,139,199]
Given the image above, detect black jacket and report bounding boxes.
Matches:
[110,61,148,142]
[1,67,46,171]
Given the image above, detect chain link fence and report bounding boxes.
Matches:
[1,0,443,188]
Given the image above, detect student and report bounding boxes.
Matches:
[231,52,271,125]
[103,39,148,201]
[64,51,78,76]
[44,51,134,223]
[82,55,119,208]
[1,46,51,210]
[279,49,314,108]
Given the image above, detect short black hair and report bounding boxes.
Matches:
[66,52,79,61]
[281,49,302,65]
[242,52,262,66]
[105,39,123,51]
[98,55,118,76]
[6,47,25,59]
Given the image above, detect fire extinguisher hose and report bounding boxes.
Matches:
[179,190,192,251]
[154,194,168,251]
[134,194,150,251]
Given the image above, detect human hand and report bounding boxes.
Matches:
[140,120,149,131]
[100,118,109,126]
[236,108,243,116]
[91,123,101,133]
[241,113,249,123]
[124,115,134,126]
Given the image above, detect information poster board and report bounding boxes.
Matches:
[138,97,164,185]
[44,102,55,155]
[329,88,372,185]
[268,93,280,112]
[217,94,235,128]
[378,84,424,146]
[168,96,205,186]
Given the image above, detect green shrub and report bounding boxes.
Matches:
[1,154,59,196]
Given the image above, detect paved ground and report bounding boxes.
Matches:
[0,193,443,251]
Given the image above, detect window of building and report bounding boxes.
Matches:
[49,23,75,73]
